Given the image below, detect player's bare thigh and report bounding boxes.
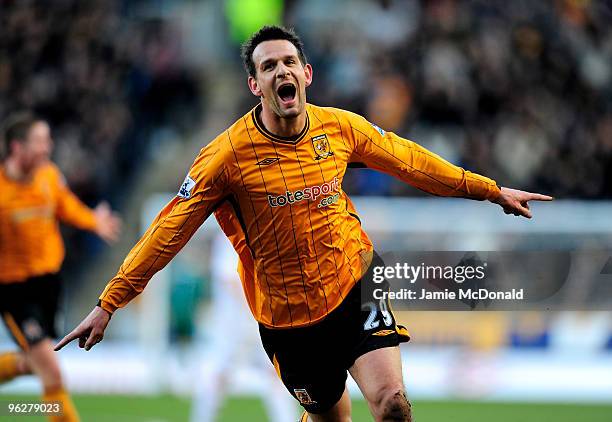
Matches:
[349,346,412,422]
[26,339,63,385]
[304,386,351,422]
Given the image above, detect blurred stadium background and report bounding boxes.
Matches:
[1,0,612,420]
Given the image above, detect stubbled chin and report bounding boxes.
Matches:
[265,95,302,118]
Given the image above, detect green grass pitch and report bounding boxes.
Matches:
[0,395,611,421]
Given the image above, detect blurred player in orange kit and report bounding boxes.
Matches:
[56,26,552,422]
[0,114,122,422]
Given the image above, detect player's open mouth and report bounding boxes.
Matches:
[277,83,297,105]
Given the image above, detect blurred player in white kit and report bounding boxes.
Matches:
[190,232,297,422]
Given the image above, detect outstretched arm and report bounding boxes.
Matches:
[55,142,229,351]
[343,111,553,216]
[54,195,211,352]
[344,111,500,201]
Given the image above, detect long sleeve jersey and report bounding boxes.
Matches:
[99,104,500,328]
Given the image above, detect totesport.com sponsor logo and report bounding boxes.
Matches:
[267,177,340,208]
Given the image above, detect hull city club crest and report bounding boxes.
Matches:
[294,388,317,405]
[311,134,334,160]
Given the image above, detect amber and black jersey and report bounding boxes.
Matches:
[0,162,97,284]
[99,103,500,328]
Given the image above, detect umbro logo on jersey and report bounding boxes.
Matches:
[373,330,395,336]
[256,157,279,166]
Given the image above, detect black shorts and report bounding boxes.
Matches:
[0,273,62,350]
[259,253,410,414]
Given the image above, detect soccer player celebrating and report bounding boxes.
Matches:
[0,114,121,422]
[55,26,552,422]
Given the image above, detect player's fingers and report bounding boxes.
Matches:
[518,204,532,218]
[100,218,122,244]
[504,203,531,218]
[84,336,95,351]
[100,231,114,244]
[111,216,123,235]
[79,336,87,349]
[95,201,111,214]
[54,330,81,351]
[522,201,530,210]
[526,193,553,201]
[84,330,103,351]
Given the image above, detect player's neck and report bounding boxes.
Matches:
[259,105,307,138]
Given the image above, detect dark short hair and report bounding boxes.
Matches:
[2,113,41,158]
[241,25,307,78]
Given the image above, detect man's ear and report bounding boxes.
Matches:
[304,63,313,88]
[248,76,263,97]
